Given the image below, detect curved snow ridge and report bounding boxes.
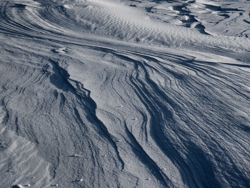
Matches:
[128,0,250,38]
[0,0,250,187]
[128,52,250,188]
[0,0,249,54]
[0,0,68,38]
[67,45,250,188]
[0,42,130,187]
[59,0,250,52]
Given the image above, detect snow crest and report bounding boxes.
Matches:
[0,0,249,187]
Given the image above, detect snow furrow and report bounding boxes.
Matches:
[0,0,249,187]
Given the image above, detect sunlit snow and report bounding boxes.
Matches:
[0,0,250,187]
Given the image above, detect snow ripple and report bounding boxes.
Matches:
[0,0,249,187]
[69,46,250,188]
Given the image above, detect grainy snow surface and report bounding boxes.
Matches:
[0,0,250,187]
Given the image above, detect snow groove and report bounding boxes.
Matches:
[0,0,250,187]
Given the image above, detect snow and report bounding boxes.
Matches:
[0,0,250,187]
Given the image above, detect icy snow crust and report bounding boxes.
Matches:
[0,0,250,187]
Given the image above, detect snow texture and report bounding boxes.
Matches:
[0,0,249,187]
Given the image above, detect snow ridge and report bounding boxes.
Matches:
[0,0,249,187]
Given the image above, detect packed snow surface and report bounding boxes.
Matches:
[0,0,250,187]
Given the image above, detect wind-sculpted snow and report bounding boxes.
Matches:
[0,0,250,187]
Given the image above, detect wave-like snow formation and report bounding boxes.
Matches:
[0,0,250,187]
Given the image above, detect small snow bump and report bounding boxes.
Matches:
[71,154,82,157]
[54,47,67,54]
